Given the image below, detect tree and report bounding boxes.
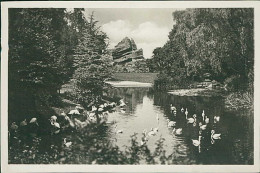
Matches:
[8,8,75,122]
[152,8,254,91]
[72,13,113,108]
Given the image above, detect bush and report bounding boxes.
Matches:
[225,91,253,111]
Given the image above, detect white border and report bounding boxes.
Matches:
[1,1,260,173]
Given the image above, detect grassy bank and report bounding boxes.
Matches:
[111,73,158,84]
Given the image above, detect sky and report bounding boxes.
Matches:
[84,9,179,58]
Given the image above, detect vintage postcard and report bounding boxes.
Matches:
[1,1,260,172]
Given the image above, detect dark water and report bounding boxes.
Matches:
[106,87,254,164]
[9,87,253,164]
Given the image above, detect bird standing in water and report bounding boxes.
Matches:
[211,130,221,144]
[187,114,196,124]
[170,104,177,116]
[64,138,72,147]
[172,128,182,135]
[167,119,176,127]
[214,115,220,123]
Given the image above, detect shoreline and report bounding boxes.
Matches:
[168,88,226,97]
[106,81,152,87]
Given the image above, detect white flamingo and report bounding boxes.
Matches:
[64,138,72,147]
[167,119,176,127]
[192,136,202,147]
[214,115,220,123]
[187,114,196,124]
[120,108,126,114]
[50,116,60,129]
[68,108,80,115]
[29,117,39,126]
[10,122,19,131]
[91,106,97,112]
[172,128,182,135]
[20,119,27,127]
[211,130,221,144]
[119,99,126,107]
[199,122,207,130]
[205,116,210,124]
[202,110,205,118]
[98,107,104,112]
[61,111,67,117]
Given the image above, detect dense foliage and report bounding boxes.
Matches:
[149,9,254,92]
[8,8,112,123]
[9,9,69,122]
[72,13,113,107]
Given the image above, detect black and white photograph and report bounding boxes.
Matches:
[1,1,260,172]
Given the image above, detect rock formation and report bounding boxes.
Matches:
[112,37,144,64]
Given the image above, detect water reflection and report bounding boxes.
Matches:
[9,87,253,165]
[107,87,253,164]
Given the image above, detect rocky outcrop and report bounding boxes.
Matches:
[112,37,144,64]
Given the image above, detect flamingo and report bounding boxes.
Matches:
[172,128,182,135]
[51,121,60,129]
[185,108,188,118]
[120,108,126,114]
[202,110,205,118]
[68,109,80,115]
[91,106,97,112]
[167,119,176,127]
[211,130,221,144]
[214,115,220,123]
[60,111,67,117]
[98,107,104,112]
[20,119,27,127]
[29,117,39,126]
[64,138,72,147]
[201,110,205,123]
[199,122,207,130]
[10,122,18,131]
[119,99,126,107]
[187,114,196,124]
[205,116,210,124]
[170,104,177,116]
[192,136,202,147]
[50,115,58,122]
[50,116,60,129]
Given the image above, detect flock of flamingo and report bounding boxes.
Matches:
[136,104,222,152]
[9,99,222,151]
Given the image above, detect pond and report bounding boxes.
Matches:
[105,87,254,164]
[8,86,253,165]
